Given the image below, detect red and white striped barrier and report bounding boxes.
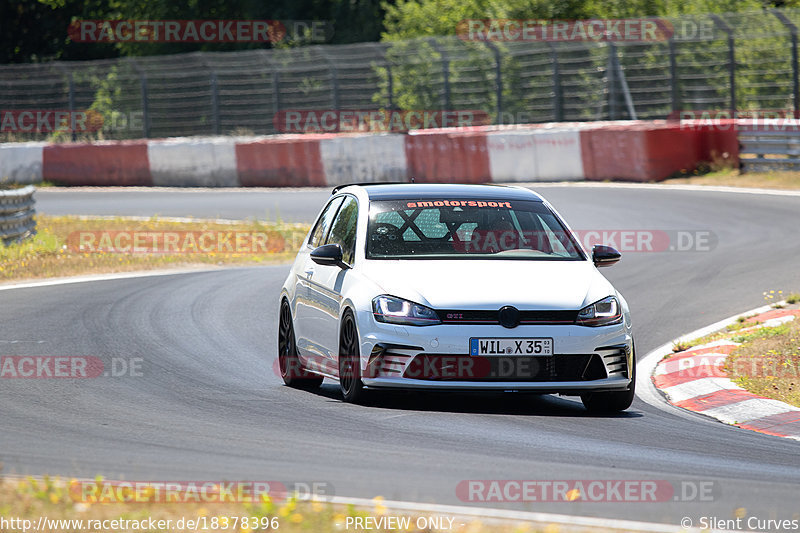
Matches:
[0,120,738,187]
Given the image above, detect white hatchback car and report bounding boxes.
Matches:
[279,183,635,411]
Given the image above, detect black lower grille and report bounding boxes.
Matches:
[403,354,606,382]
[437,309,579,325]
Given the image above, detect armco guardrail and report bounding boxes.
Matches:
[0,186,37,245]
[740,130,800,172]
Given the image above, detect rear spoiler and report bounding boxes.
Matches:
[331,181,412,194]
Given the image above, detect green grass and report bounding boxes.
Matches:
[726,319,800,408]
[670,319,759,352]
[0,215,310,282]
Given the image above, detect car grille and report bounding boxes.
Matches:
[365,344,417,378]
[401,353,607,382]
[596,344,630,378]
[435,309,579,325]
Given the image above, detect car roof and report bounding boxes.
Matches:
[333,183,544,202]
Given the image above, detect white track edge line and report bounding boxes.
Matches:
[0,267,229,291]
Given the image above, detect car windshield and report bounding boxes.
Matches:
[366,198,585,260]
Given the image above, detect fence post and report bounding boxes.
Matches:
[483,40,503,122]
[259,50,281,133]
[607,43,618,120]
[371,43,394,110]
[428,39,451,110]
[272,69,281,115]
[210,70,221,135]
[613,46,637,119]
[668,38,680,113]
[68,71,76,141]
[711,15,736,112]
[56,64,77,140]
[318,48,340,110]
[127,58,150,138]
[140,75,150,138]
[547,42,563,121]
[772,9,799,118]
[387,60,394,110]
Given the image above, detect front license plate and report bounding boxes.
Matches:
[470,338,553,356]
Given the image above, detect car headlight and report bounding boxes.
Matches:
[576,296,622,327]
[372,295,441,326]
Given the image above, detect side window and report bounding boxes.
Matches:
[327,196,359,265]
[309,197,345,248]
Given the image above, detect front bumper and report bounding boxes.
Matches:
[361,375,630,392]
[357,313,633,393]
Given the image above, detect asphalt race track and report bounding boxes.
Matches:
[3,184,800,527]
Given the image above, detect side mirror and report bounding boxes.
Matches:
[592,245,621,267]
[311,243,348,269]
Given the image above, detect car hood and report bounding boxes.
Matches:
[359,259,614,310]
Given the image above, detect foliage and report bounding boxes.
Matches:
[3,0,388,63]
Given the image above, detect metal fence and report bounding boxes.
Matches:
[0,186,36,245]
[740,130,800,171]
[1,9,800,141]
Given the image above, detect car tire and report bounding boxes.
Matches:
[338,310,365,403]
[581,344,636,413]
[278,300,323,389]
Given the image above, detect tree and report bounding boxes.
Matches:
[2,0,389,63]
